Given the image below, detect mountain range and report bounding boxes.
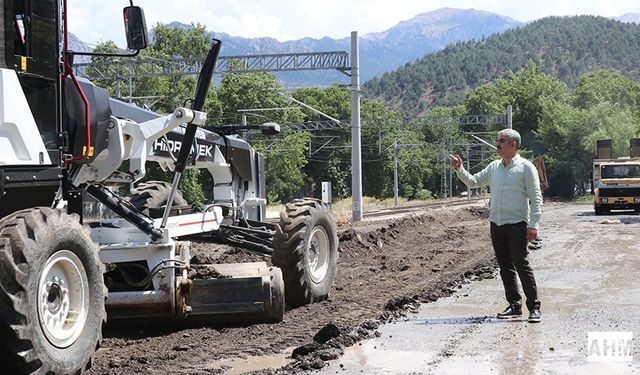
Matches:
[198,8,523,86]
[73,8,523,87]
[73,8,640,89]
[614,13,640,24]
[364,15,640,114]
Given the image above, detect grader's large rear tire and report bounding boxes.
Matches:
[0,208,106,375]
[130,180,188,216]
[273,198,338,307]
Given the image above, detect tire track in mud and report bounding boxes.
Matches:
[425,316,492,369]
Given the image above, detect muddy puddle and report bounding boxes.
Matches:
[316,277,504,374]
[200,348,294,374]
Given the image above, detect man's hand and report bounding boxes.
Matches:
[527,228,538,242]
[449,154,462,170]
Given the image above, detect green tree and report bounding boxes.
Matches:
[86,41,126,97]
[360,100,404,198]
[217,72,308,202]
[291,86,352,199]
[573,70,640,113]
[581,103,640,158]
[258,132,310,203]
[89,23,217,113]
[536,98,590,196]
[179,169,207,207]
[151,23,210,58]
[537,98,640,197]
[218,73,302,124]
[465,62,569,153]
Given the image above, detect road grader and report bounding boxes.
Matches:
[0,2,338,374]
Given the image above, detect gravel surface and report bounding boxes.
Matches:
[90,204,496,374]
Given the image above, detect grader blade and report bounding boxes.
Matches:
[180,262,285,324]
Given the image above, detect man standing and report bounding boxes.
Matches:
[450,129,543,323]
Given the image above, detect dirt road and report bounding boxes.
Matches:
[90,203,497,374]
[317,202,640,374]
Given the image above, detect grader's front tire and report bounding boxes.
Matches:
[130,180,188,216]
[273,198,338,307]
[0,208,106,375]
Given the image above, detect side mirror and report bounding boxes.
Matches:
[123,6,148,51]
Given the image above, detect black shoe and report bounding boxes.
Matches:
[496,304,522,319]
[528,308,541,323]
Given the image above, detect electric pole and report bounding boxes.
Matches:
[351,31,362,221]
[393,139,398,208]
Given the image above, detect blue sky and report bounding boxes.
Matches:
[69,0,640,47]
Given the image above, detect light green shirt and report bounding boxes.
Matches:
[455,154,543,230]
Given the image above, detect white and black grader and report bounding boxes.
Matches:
[0,2,338,373]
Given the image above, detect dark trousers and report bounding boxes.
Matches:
[490,221,540,311]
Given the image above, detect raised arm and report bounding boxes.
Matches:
[450,155,491,189]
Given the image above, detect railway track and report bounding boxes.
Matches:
[362,197,488,219]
